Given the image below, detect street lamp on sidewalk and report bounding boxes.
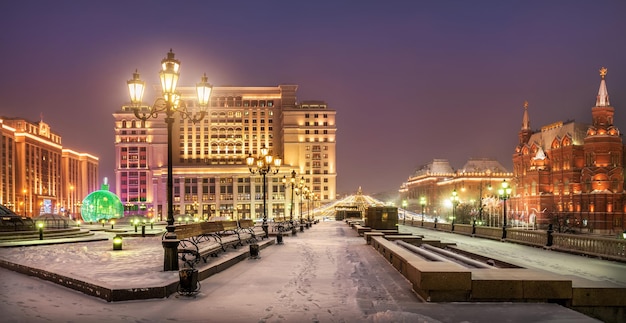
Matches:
[420,196,426,227]
[401,199,408,225]
[126,49,212,271]
[451,189,459,231]
[283,170,297,225]
[283,170,298,235]
[247,145,281,239]
[498,180,512,240]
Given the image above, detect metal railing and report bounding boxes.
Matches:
[406,221,626,262]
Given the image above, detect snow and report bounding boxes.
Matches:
[0,221,608,322]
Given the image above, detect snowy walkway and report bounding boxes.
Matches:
[0,221,600,322]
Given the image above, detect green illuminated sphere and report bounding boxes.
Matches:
[80,182,123,223]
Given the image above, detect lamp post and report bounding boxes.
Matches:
[498,180,512,240]
[420,196,426,227]
[247,145,281,239]
[402,199,408,225]
[451,189,459,231]
[22,189,27,216]
[283,170,299,235]
[305,187,312,225]
[295,178,306,232]
[69,184,74,218]
[312,194,318,223]
[283,170,297,225]
[126,49,212,271]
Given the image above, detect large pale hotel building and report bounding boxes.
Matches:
[113,84,337,221]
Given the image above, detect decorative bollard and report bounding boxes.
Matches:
[113,234,123,250]
[292,226,297,236]
[546,224,554,247]
[141,225,146,237]
[249,243,260,259]
[178,267,200,297]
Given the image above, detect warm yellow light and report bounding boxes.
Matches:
[196,73,212,106]
[127,70,145,105]
[159,50,180,94]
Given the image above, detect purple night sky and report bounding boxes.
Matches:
[1,1,625,195]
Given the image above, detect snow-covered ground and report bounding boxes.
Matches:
[0,221,604,322]
[400,225,626,287]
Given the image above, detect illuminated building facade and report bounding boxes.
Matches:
[113,84,337,221]
[0,117,99,217]
[511,68,626,234]
[400,158,512,225]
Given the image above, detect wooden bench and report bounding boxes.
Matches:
[169,220,254,266]
[170,222,223,266]
[218,220,245,249]
[239,219,266,242]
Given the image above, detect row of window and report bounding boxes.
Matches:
[304,114,329,118]
[304,130,329,135]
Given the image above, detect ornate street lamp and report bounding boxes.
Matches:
[283,170,299,236]
[304,187,313,224]
[295,178,306,231]
[401,199,408,225]
[126,49,212,271]
[420,196,426,227]
[247,145,281,239]
[282,170,297,225]
[22,189,27,216]
[498,180,512,240]
[451,189,459,231]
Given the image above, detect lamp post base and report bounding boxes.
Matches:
[163,239,180,271]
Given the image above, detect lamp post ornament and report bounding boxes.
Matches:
[126,49,212,271]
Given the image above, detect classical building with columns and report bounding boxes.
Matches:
[400,158,512,226]
[511,68,625,234]
[113,84,337,221]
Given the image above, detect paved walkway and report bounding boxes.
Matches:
[0,221,599,322]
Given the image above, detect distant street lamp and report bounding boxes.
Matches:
[451,189,459,231]
[247,145,282,239]
[420,196,426,227]
[22,189,27,216]
[283,170,297,225]
[478,181,492,225]
[283,170,299,236]
[126,49,212,271]
[295,178,306,232]
[498,180,512,240]
[402,199,408,225]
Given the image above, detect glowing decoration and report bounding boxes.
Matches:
[113,234,123,250]
[80,178,124,223]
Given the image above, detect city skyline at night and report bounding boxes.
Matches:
[2,1,626,195]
